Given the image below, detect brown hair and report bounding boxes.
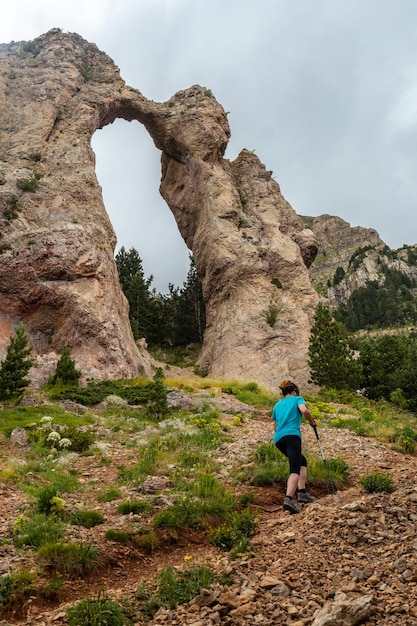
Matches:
[279,379,299,396]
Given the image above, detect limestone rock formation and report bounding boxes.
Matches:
[303,214,384,291]
[304,214,417,308]
[0,30,153,381]
[0,29,319,389]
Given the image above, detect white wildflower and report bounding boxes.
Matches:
[41,416,53,424]
[59,438,72,449]
[47,431,61,443]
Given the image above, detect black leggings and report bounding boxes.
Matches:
[276,435,307,475]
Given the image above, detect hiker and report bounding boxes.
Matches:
[272,379,316,514]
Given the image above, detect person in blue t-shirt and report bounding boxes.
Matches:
[271,379,316,514]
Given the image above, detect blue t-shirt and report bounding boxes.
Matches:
[271,395,306,444]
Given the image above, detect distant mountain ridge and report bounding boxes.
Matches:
[301,214,417,329]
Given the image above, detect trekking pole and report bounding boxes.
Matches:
[312,425,337,496]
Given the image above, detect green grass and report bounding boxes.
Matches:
[38,542,99,577]
[69,510,105,528]
[221,381,277,407]
[13,513,66,548]
[35,485,59,513]
[0,405,93,436]
[3,377,417,622]
[67,591,128,626]
[0,571,36,613]
[117,439,161,486]
[97,486,122,502]
[117,500,151,515]
[105,529,131,544]
[139,565,214,616]
[360,471,394,493]
[305,391,417,455]
[153,473,236,529]
[209,508,258,551]
[18,465,81,498]
[239,442,350,490]
[116,410,226,487]
[149,344,201,368]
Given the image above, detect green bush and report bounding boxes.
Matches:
[254,442,282,463]
[64,425,95,452]
[16,175,40,191]
[50,380,127,406]
[41,573,65,601]
[210,509,258,551]
[123,383,153,405]
[390,426,417,454]
[158,565,214,609]
[326,457,350,480]
[154,474,235,529]
[117,500,150,515]
[70,510,105,528]
[133,529,160,554]
[79,64,94,81]
[221,381,275,407]
[38,542,99,577]
[67,591,127,626]
[4,195,20,221]
[14,513,66,548]
[97,486,122,502]
[246,442,288,486]
[359,471,394,493]
[105,529,131,544]
[0,571,36,611]
[36,485,59,514]
[146,368,169,419]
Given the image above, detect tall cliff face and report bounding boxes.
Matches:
[0,29,318,389]
[0,30,154,381]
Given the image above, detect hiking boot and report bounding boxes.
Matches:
[283,496,300,514]
[297,491,315,504]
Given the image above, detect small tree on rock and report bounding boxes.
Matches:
[49,346,82,386]
[0,323,34,400]
[308,303,362,391]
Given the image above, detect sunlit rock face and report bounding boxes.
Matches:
[0,28,318,388]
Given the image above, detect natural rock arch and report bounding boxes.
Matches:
[0,29,318,389]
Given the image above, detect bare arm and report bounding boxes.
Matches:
[299,403,316,427]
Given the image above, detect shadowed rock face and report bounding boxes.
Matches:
[0,29,318,388]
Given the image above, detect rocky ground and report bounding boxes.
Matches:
[1,392,417,625]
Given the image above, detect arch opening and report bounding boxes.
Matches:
[92,118,190,294]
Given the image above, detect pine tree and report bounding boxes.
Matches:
[308,303,362,390]
[147,367,168,419]
[0,323,34,400]
[176,255,206,344]
[49,346,82,386]
[115,246,155,341]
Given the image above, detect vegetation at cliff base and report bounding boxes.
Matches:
[0,323,34,400]
[308,303,362,391]
[115,247,205,348]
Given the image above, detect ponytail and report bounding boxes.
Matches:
[279,379,299,396]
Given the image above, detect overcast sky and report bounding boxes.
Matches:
[2,1,417,291]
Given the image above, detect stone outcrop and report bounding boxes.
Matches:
[0,29,318,388]
[303,214,384,291]
[303,214,417,308]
